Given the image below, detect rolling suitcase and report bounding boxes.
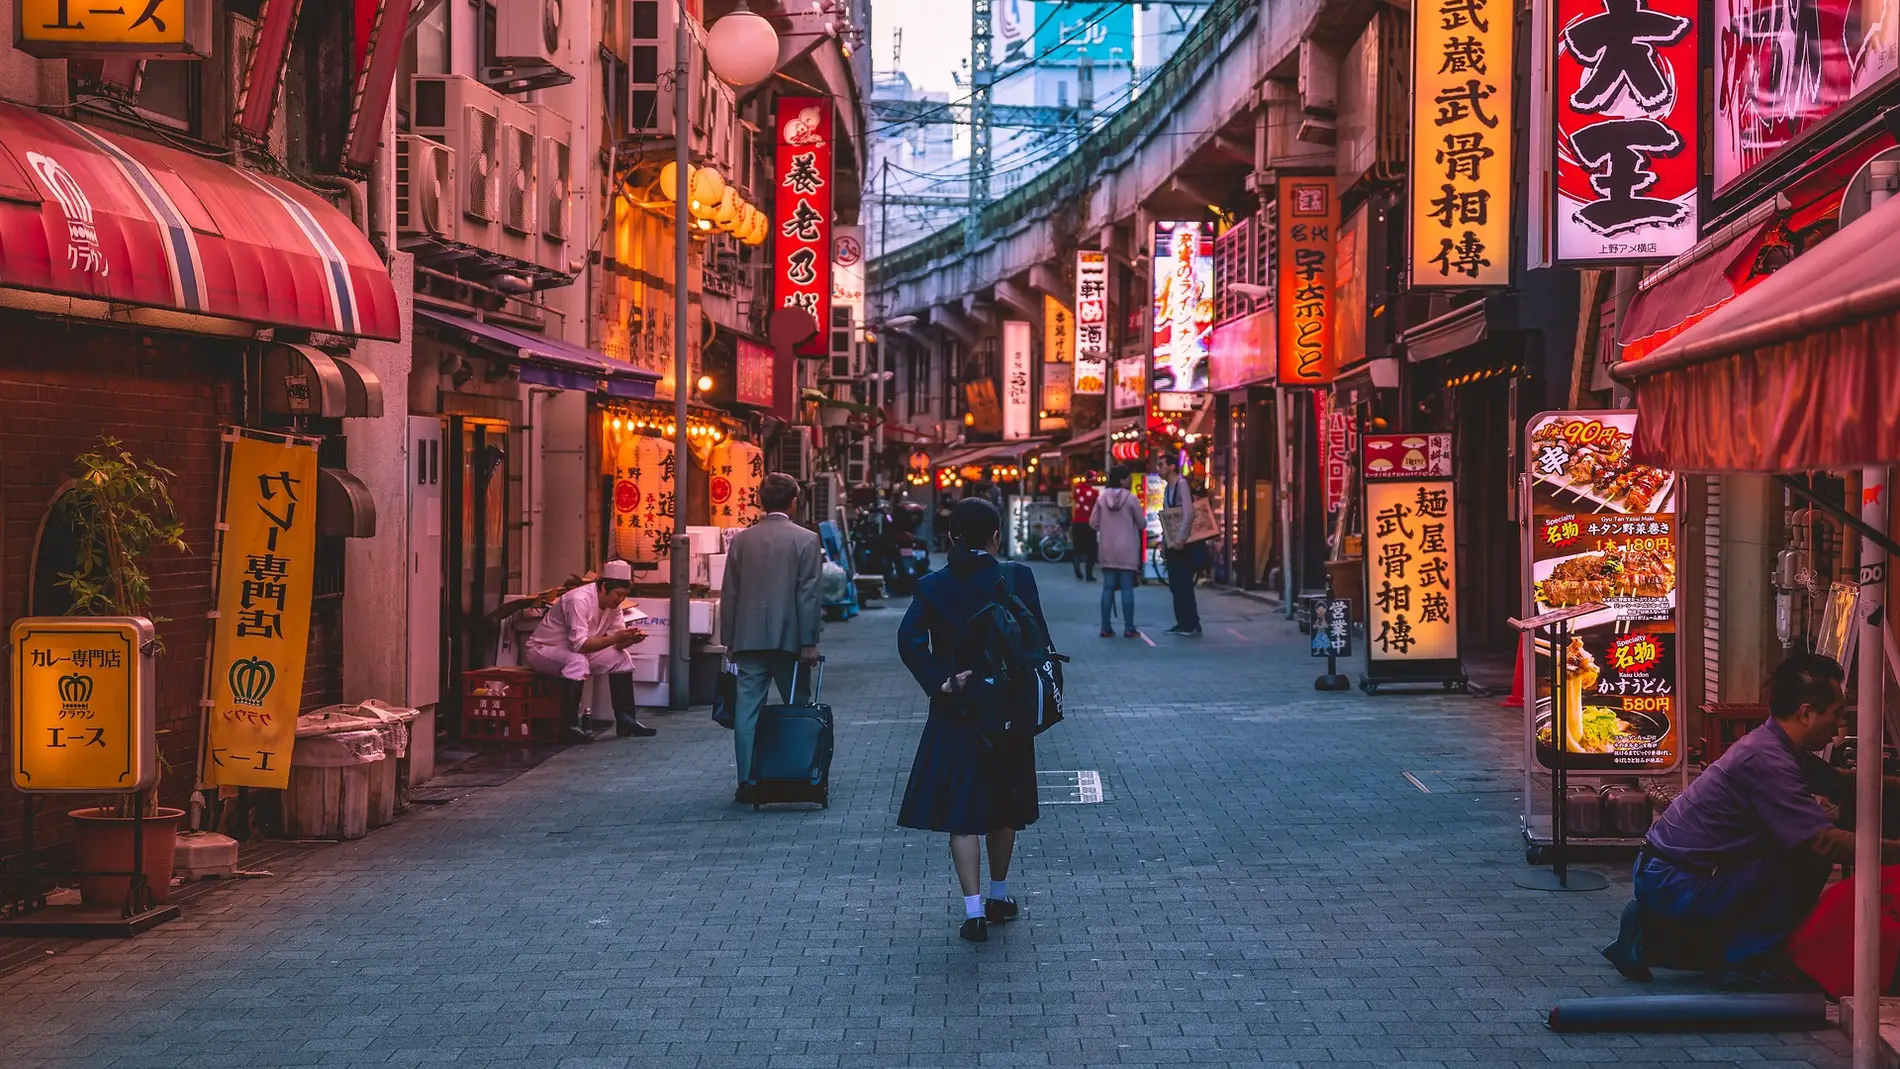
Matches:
[749,657,832,809]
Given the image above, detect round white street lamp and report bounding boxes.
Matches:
[706,2,781,86]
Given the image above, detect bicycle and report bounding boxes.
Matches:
[1036,525,1072,562]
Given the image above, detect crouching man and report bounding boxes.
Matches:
[1603,653,1900,989]
[525,560,656,742]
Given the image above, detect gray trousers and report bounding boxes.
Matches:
[732,650,809,784]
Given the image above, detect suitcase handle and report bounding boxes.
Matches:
[789,655,825,705]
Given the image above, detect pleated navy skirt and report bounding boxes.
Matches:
[897,696,1039,835]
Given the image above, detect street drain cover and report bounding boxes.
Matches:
[1037,770,1104,804]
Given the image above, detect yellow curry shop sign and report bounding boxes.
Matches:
[200,432,319,791]
[11,617,157,793]
[16,0,214,58]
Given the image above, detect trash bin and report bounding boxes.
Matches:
[283,729,384,840]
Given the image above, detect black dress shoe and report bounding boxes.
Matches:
[959,917,988,943]
[1600,900,1653,982]
[617,720,657,738]
[734,784,755,804]
[562,725,596,744]
[985,897,1019,924]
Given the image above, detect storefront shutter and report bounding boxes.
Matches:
[1701,475,1722,706]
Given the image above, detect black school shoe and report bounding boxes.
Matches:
[959,917,988,943]
[985,897,1019,924]
[1600,900,1652,982]
[617,720,657,737]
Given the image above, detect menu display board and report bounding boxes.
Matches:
[1524,410,1680,772]
[1363,433,1461,671]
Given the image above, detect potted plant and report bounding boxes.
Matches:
[57,436,190,908]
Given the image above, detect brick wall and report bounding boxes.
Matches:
[0,316,343,856]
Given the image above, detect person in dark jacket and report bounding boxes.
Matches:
[897,498,1043,943]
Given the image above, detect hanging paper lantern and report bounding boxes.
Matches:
[688,168,726,217]
[708,439,765,528]
[610,423,642,561]
[611,434,677,576]
[659,161,687,202]
[715,188,740,228]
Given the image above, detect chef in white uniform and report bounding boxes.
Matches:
[525,560,655,740]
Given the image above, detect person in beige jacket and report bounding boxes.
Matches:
[1090,465,1146,637]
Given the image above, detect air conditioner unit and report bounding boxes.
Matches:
[773,425,813,483]
[827,306,855,379]
[810,472,845,532]
[396,134,457,241]
[497,0,566,67]
[845,439,868,487]
[498,98,539,261]
[531,104,573,273]
[412,75,502,249]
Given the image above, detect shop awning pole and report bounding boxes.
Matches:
[1853,469,1887,1069]
[668,0,691,711]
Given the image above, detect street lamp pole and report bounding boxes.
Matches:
[670,0,692,709]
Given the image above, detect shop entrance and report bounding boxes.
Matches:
[1447,374,1519,656]
[442,417,519,729]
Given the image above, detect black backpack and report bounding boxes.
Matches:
[959,564,1068,744]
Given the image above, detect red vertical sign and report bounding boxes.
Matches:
[774,97,833,359]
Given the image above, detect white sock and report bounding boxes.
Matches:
[963,894,984,919]
[989,879,1009,902]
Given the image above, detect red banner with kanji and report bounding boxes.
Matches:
[774,97,833,359]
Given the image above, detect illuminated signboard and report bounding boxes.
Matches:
[1150,221,1213,393]
[1554,0,1698,263]
[1277,178,1338,386]
[1409,0,1514,287]
[1363,434,1460,670]
[11,617,155,793]
[17,0,212,58]
[1074,251,1109,395]
[774,96,833,358]
[1002,319,1033,440]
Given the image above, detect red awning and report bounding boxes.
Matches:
[0,102,399,340]
[1612,184,1900,473]
[1617,201,1782,363]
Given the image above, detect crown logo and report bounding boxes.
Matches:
[228,657,276,707]
[57,673,92,706]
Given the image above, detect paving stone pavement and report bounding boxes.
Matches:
[0,564,1851,1068]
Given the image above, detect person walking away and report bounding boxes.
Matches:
[1091,465,1144,638]
[720,472,823,804]
[897,498,1043,943]
[1070,474,1099,581]
[524,560,654,742]
[1157,452,1203,635]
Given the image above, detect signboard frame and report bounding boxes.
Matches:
[1360,432,1467,691]
[10,616,156,793]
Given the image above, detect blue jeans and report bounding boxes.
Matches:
[1101,568,1136,632]
[1632,851,1832,966]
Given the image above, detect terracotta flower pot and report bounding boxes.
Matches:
[68,806,183,909]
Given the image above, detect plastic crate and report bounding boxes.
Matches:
[1701,703,1768,766]
[462,668,561,743]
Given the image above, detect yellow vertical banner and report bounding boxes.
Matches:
[200,432,318,789]
[1408,0,1513,288]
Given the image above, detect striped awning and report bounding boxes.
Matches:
[0,101,400,339]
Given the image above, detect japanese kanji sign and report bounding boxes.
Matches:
[1112,354,1144,412]
[1150,221,1213,393]
[1316,392,1359,516]
[774,97,833,358]
[1525,410,1680,771]
[1043,294,1073,365]
[1073,251,1109,395]
[734,335,774,409]
[609,430,677,574]
[1003,319,1033,440]
[1276,178,1338,385]
[1310,599,1353,658]
[17,0,212,58]
[12,617,155,793]
[1554,0,1698,263]
[1363,432,1452,479]
[201,432,318,790]
[1410,0,1514,287]
[1363,436,1459,664]
[708,438,764,528]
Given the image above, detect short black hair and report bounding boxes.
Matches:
[597,577,631,593]
[759,472,801,512]
[1107,464,1130,485]
[1159,452,1180,471]
[1767,653,1846,719]
[948,497,1000,548]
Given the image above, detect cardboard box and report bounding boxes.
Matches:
[708,553,727,591]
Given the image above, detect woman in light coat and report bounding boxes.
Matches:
[1090,465,1146,637]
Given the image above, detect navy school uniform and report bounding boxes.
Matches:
[896,551,1042,836]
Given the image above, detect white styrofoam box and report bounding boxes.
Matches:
[708,553,728,591]
[687,525,724,557]
[632,597,669,624]
[687,599,714,635]
[633,680,669,707]
[629,654,665,682]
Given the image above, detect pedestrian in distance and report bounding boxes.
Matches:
[523,560,654,742]
[1156,451,1203,636]
[719,472,823,805]
[1070,473,1099,582]
[1091,464,1145,638]
[896,498,1042,944]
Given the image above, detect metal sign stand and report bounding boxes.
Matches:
[1512,604,1610,892]
[1,793,177,937]
[1314,573,1352,691]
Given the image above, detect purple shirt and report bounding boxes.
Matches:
[1646,719,1835,869]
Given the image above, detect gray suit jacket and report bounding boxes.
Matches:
[720,513,824,653]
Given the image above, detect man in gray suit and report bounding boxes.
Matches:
[720,471,823,802]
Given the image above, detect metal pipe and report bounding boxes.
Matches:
[670,0,693,710]
[1855,469,1888,1069]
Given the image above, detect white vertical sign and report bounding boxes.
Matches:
[1003,319,1033,440]
[1074,251,1109,395]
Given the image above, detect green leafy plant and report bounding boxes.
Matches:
[58,436,189,817]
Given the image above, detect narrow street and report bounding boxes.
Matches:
[0,566,1848,1068]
